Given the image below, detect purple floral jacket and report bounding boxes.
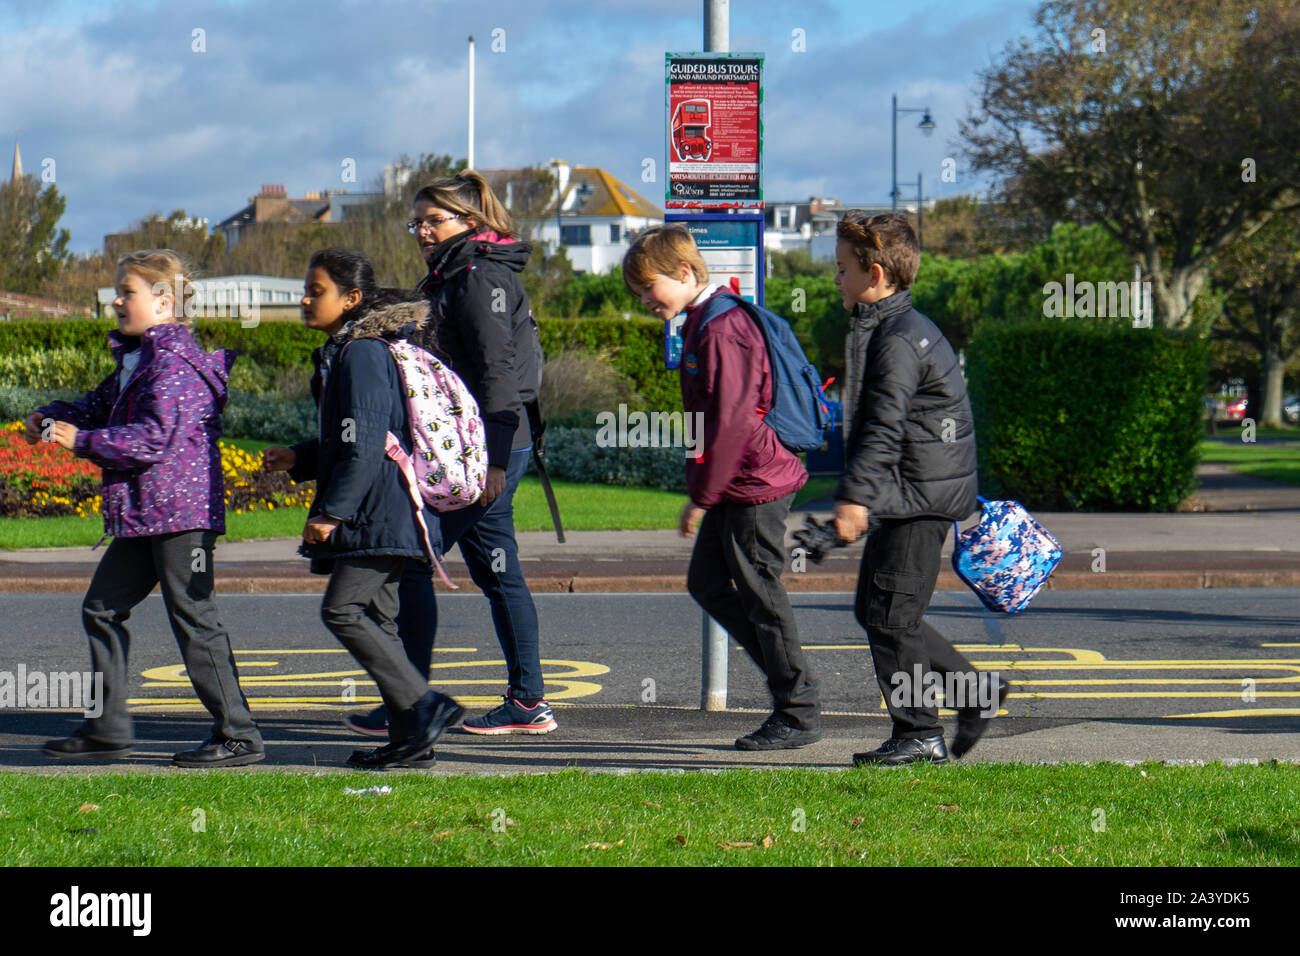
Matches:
[37,324,236,538]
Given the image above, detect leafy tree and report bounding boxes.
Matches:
[36,252,113,312]
[0,174,71,292]
[1210,213,1300,426]
[767,248,830,279]
[961,0,1300,328]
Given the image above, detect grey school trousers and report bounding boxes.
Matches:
[81,530,262,747]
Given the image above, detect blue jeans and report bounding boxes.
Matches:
[397,447,544,700]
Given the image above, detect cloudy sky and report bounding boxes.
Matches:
[2,0,1042,255]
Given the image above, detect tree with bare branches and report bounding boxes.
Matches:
[961,0,1300,329]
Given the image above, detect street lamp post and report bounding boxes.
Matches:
[891,93,935,212]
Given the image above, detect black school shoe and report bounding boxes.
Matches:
[172,736,265,768]
[44,731,134,760]
[950,676,1011,759]
[347,745,437,770]
[853,735,949,766]
[347,691,463,770]
[735,715,823,751]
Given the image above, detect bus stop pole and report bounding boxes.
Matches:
[702,614,729,711]
[699,0,731,712]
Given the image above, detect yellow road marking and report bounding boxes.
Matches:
[1168,708,1300,718]
[131,654,607,709]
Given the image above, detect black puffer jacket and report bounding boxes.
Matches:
[289,301,435,570]
[836,289,978,520]
[414,230,542,468]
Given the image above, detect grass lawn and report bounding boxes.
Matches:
[1199,431,1300,486]
[2,764,1297,866]
[0,477,685,549]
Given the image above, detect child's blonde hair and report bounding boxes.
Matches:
[412,170,514,238]
[621,225,709,291]
[116,249,198,328]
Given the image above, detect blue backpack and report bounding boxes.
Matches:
[697,291,835,453]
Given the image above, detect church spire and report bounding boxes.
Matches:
[11,139,21,179]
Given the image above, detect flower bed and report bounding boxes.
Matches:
[0,422,313,518]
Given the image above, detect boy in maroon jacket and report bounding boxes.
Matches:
[623,226,822,749]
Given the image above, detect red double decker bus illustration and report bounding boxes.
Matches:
[672,99,712,161]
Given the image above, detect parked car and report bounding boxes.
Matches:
[1284,394,1299,425]
[1224,396,1249,420]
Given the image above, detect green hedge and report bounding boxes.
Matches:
[0,317,679,412]
[0,386,82,423]
[966,320,1209,511]
[530,425,686,491]
[0,318,319,371]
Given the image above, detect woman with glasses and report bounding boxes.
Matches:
[345,171,554,738]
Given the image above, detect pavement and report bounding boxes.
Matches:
[3,463,1299,594]
[1,460,1298,773]
[6,708,1300,773]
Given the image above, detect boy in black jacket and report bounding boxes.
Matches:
[832,213,1007,765]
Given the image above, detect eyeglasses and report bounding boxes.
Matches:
[406,215,461,235]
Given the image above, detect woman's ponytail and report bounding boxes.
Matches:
[413,170,515,239]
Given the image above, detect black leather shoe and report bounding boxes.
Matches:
[350,692,464,769]
[398,749,437,769]
[853,735,949,766]
[172,736,265,768]
[394,691,464,756]
[347,742,437,770]
[951,676,1011,758]
[735,716,823,751]
[43,733,133,759]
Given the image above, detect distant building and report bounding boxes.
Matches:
[96,274,307,322]
[213,184,385,250]
[763,197,937,261]
[483,161,663,275]
[213,164,412,251]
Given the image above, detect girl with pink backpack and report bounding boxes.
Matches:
[263,248,463,769]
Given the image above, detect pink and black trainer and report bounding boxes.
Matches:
[461,694,557,735]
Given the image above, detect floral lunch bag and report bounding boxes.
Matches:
[951,496,1062,614]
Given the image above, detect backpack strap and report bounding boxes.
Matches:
[697,290,743,328]
[524,398,565,544]
[385,431,459,590]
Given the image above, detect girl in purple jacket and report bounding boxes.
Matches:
[24,250,264,766]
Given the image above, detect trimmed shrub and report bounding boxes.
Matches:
[0,318,320,370]
[529,425,686,492]
[966,320,1209,511]
[0,386,83,423]
[539,350,640,422]
[0,347,115,391]
[222,394,317,443]
[536,317,679,412]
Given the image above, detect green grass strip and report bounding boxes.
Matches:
[2,764,1297,866]
[0,478,685,549]
[1199,436,1300,486]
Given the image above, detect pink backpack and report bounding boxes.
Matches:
[380,340,488,588]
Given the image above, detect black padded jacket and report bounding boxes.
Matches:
[414,230,542,468]
[836,289,979,520]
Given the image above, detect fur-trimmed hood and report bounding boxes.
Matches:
[335,299,432,345]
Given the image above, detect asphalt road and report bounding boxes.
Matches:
[3,588,1298,721]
